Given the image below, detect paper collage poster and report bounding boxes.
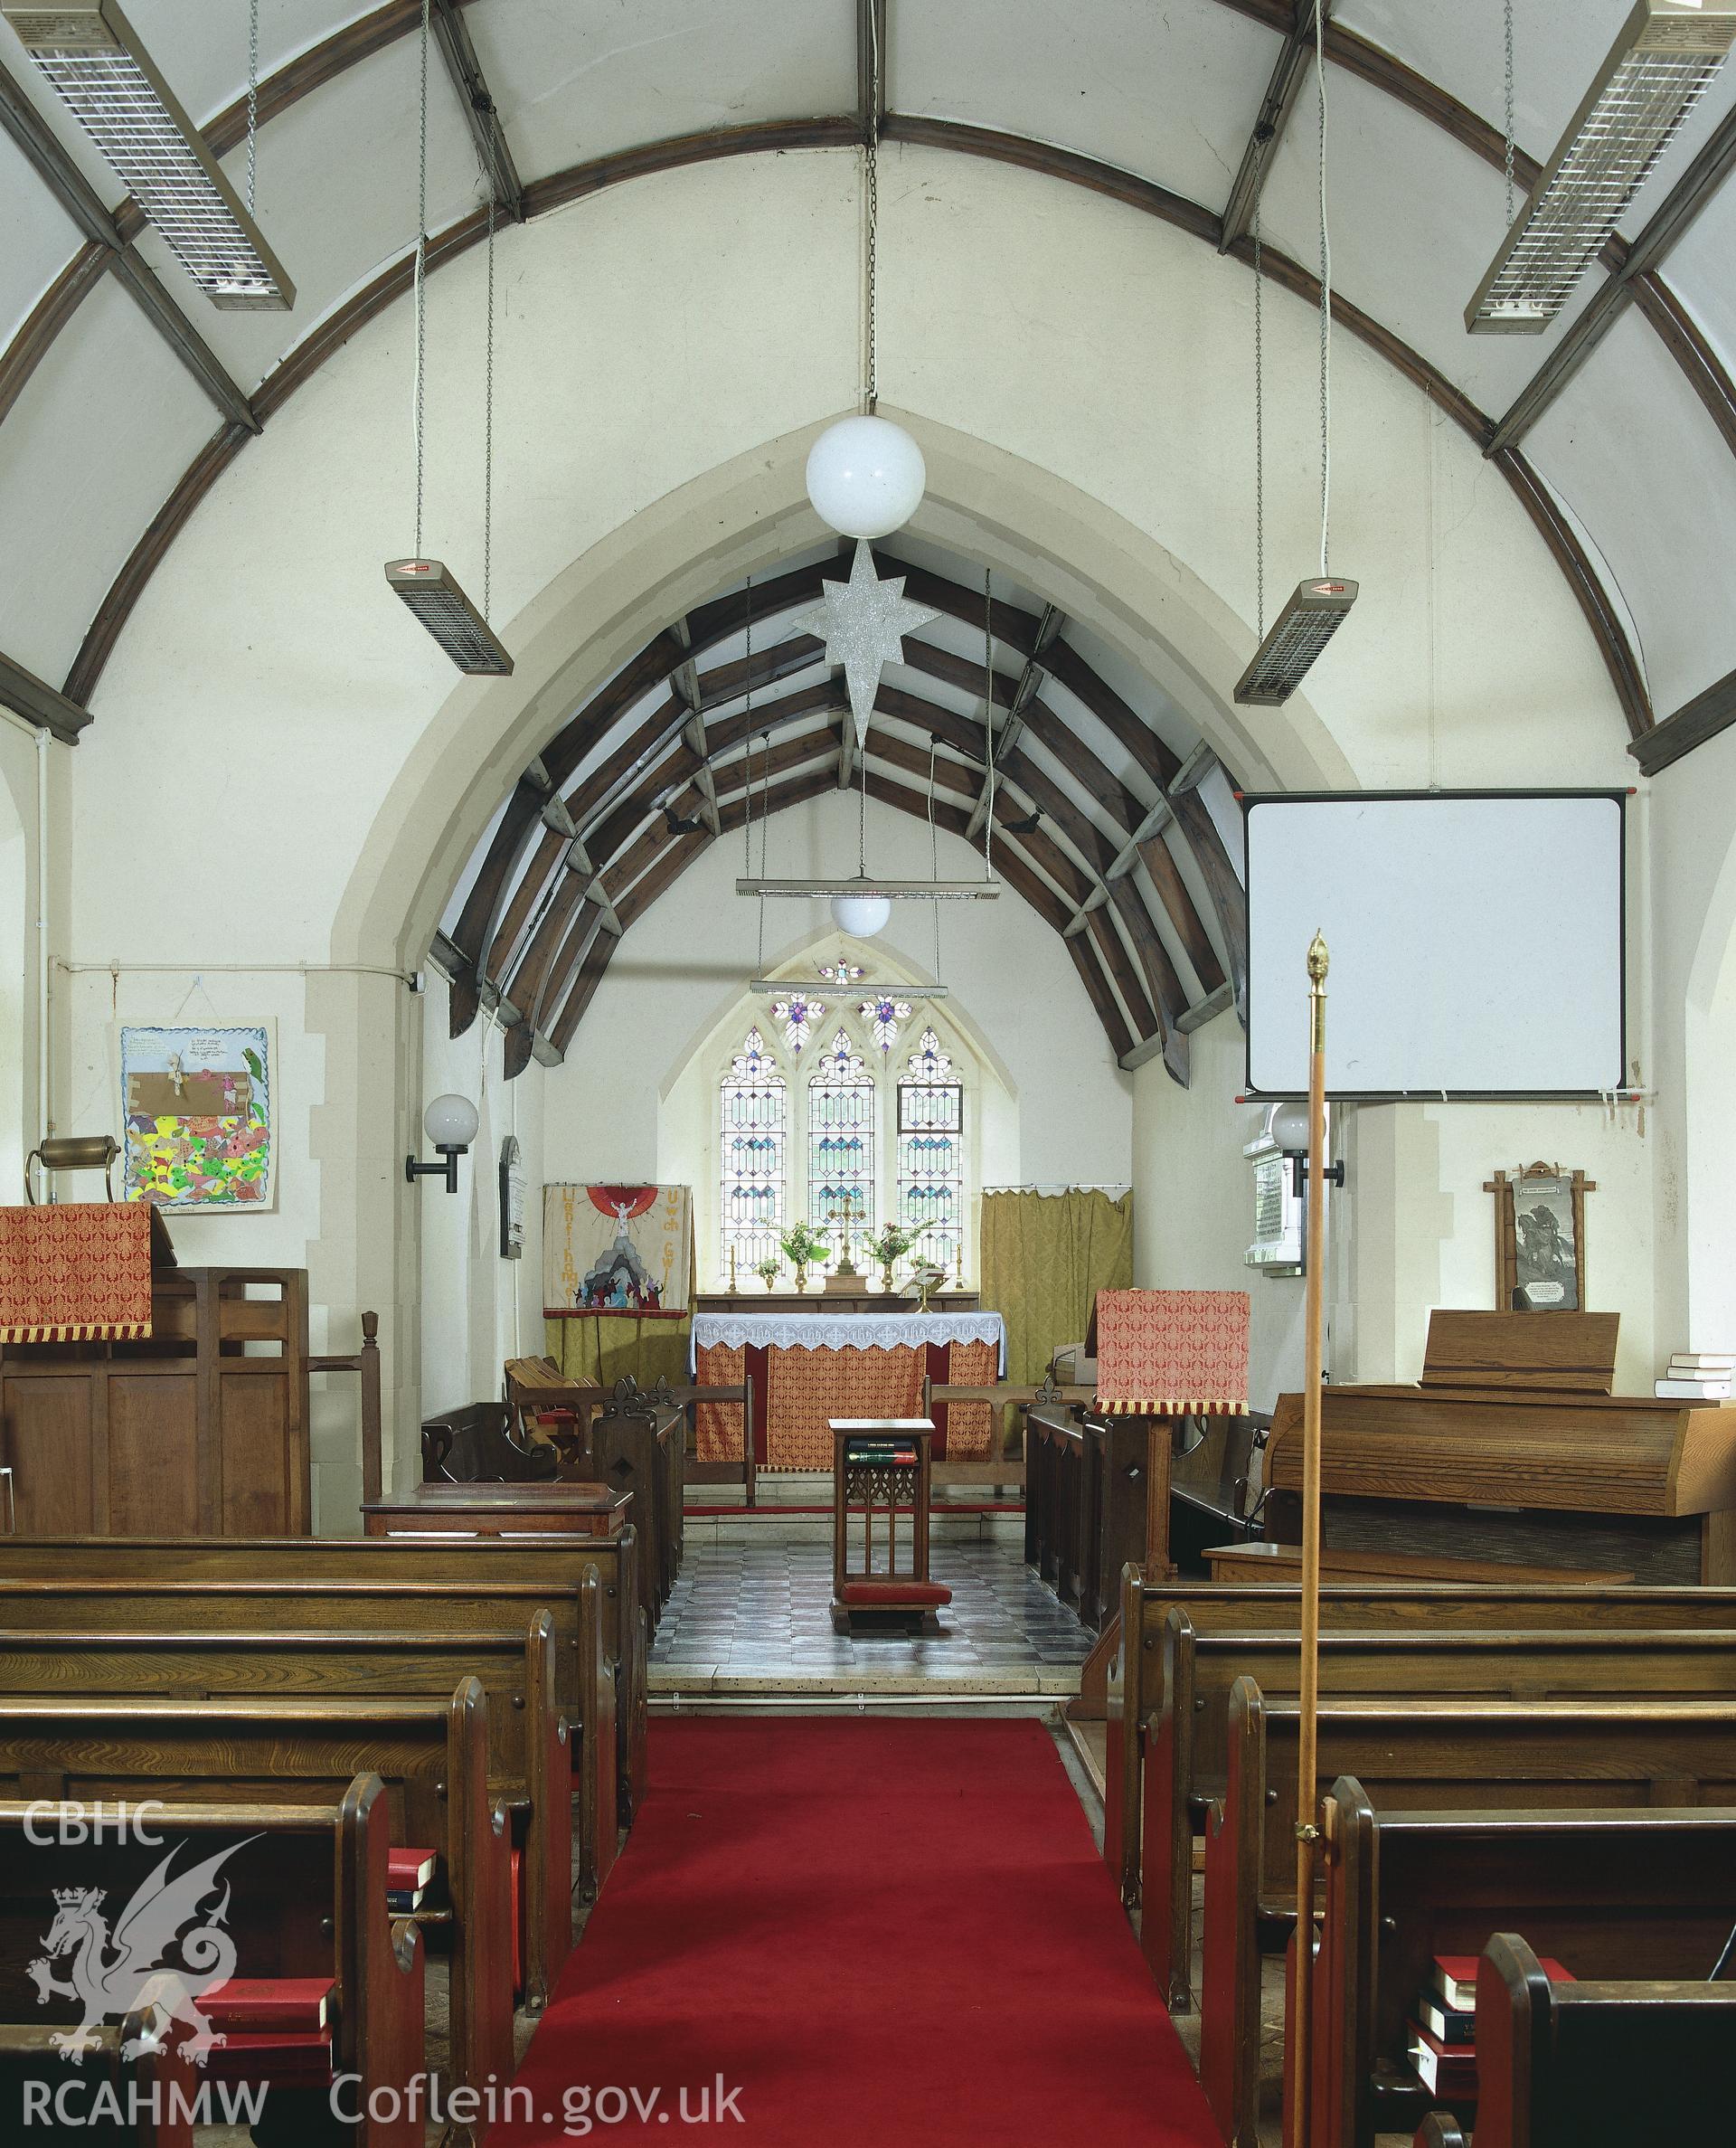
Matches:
[120,1025,274,1212]
[543,1184,693,1319]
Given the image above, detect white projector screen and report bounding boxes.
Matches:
[1244,792,1626,1097]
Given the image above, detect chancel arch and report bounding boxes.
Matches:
[6,8,1736,2134]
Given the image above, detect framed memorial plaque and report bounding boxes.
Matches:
[1488,1163,1592,1311]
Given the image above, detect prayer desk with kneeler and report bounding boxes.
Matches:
[830,1419,951,1632]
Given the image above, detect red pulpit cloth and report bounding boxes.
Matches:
[1092,1287,1250,1415]
[0,1204,161,1342]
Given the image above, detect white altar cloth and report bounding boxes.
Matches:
[690,1309,1006,1376]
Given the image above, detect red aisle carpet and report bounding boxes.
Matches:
[484,1718,1220,2146]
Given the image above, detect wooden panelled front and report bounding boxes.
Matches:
[0,1267,313,1537]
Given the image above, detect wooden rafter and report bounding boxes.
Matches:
[1487,99,1736,457]
[52,123,1655,745]
[1219,3,1325,253]
[855,0,888,139]
[0,647,89,743]
[1629,665,1736,779]
[0,55,258,433]
[431,0,524,219]
[498,673,1198,1073]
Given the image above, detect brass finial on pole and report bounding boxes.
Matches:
[1289,929,1330,2148]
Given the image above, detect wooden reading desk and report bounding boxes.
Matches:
[1265,1311,1736,1584]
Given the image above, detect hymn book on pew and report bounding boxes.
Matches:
[386,1845,438,1911]
[196,1978,333,2032]
[1410,1954,1575,2096]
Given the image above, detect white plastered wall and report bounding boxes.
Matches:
[37,144,1646,1501]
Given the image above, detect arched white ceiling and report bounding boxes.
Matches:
[1,0,1731,743]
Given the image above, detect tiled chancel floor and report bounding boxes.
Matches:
[650,1523,1096,1689]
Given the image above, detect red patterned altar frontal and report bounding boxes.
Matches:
[1093,1288,1250,1414]
[0,1204,159,1342]
[696,1338,998,1471]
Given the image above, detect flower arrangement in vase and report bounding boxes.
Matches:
[863,1221,917,1294]
[778,1222,831,1294]
[752,1254,782,1294]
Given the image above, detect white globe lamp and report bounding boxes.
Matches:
[805,415,926,539]
[830,885,892,938]
[407,1093,480,1192]
[424,1093,480,1150]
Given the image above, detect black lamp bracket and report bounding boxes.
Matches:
[1288,1152,1346,1197]
[405,1143,466,1193]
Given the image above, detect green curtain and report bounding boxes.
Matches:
[979,1188,1135,1394]
[543,1312,693,1392]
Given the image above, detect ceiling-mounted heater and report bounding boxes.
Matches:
[3,0,294,308]
[1235,10,1354,711]
[1467,0,1736,333]
[1234,578,1358,706]
[385,560,514,677]
[384,5,511,677]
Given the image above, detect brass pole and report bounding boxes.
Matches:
[1288,929,1330,2148]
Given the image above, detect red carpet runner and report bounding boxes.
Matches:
[485,1717,1220,2145]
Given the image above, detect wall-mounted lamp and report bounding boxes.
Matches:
[25,1134,119,1205]
[405,1094,479,1193]
[1270,1100,1346,1198]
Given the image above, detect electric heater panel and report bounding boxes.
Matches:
[1244,790,1626,1098]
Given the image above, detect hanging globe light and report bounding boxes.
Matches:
[805,415,926,540]
[829,883,892,937]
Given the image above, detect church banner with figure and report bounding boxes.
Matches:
[542,1184,693,1319]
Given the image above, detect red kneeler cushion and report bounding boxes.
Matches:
[838,1579,952,1609]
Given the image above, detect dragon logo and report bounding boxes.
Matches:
[27,1837,258,2065]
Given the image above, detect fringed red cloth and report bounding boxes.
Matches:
[0,1203,165,1342]
[1092,1286,1250,1415]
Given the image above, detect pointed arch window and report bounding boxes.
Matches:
[715,1005,974,1289]
[898,1029,965,1283]
[721,1027,786,1277]
[808,1028,875,1251]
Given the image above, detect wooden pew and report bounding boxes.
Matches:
[0,1616,574,2017]
[1414,1932,1736,2148]
[1311,1783,1736,2148]
[0,1776,424,2148]
[0,1565,618,1902]
[1104,1568,1736,1905]
[504,1368,684,1622]
[1201,1685,1736,2146]
[0,2007,200,2145]
[0,1683,513,2105]
[0,1532,647,1828]
[1146,1607,1736,2002]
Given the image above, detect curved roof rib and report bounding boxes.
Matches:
[9,0,1732,738]
[443,546,1248,1088]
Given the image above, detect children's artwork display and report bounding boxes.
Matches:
[120,1025,273,1211]
[543,1185,693,1319]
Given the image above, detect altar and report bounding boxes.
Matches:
[690,1302,1005,1472]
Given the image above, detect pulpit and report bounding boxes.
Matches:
[0,1206,380,1536]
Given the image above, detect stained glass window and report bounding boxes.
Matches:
[898,1029,965,1283]
[808,1027,875,1260]
[769,992,825,1054]
[718,1002,972,1289]
[721,1027,786,1280]
[858,993,912,1055]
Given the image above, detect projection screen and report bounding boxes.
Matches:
[1243,791,1626,1098]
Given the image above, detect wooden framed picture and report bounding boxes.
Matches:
[1486,1163,1594,1311]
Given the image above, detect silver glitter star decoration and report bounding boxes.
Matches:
[790,541,940,748]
